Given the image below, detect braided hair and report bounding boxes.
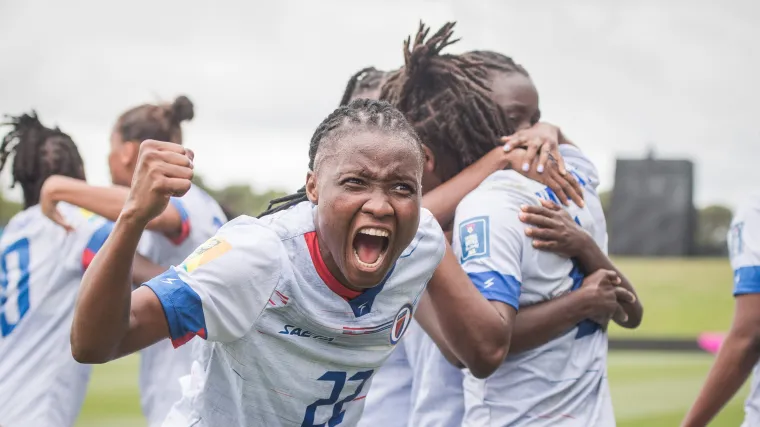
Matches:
[339,67,391,106]
[380,22,515,182]
[259,98,422,217]
[462,50,529,76]
[0,112,84,208]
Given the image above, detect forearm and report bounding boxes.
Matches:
[47,176,180,235]
[683,333,760,426]
[423,147,509,227]
[510,291,591,354]
[71,212,147,363]
[427,246,513,378]
[577,241,642,328]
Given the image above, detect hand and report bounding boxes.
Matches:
[40,175,74,232]
[504,149,584,207]
[122,140,194,225]
[519,199,591,258]
[501,122,565,175]
[576,269,633,327]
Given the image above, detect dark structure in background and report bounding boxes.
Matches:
[609,151,696,256]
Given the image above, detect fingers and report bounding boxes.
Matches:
[141,139,186,154]
[544,175,570,206]
[539,199,561,211]
[519,211,558,229]
[522,138,540,172]
[159,177,193,198]
[551,147,567,175]
[537,142,551,174]
[614,287,636,304]
[612,306,629,324]
[53,210,74,233]
[531,239,556,250]
[550,168,584,207]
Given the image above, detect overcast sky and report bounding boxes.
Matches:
[1,0,757,209]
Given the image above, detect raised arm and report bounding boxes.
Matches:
[71,140,194,363]
[40,174,186,239]
[423,142,583,228]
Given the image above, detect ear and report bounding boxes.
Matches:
[121,141,140,167]
[422,144,436,175]
[305,171,318,204]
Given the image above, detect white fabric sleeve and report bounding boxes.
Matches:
[453,184,535,310]
[729,200,760,296]
[143,216,283,347]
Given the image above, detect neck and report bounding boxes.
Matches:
[315,232,364,293]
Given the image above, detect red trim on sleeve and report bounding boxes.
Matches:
[169,220,191,245]
[304,232,361,300]
[82,248,96,271]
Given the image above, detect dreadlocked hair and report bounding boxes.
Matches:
[462,50,529,76]
[258,98,422,218]
[380,22,515,182]
[0,112,84,208]
[338,67,390,106]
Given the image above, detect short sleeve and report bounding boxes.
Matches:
[559,145,600,190]
[729,201,760,296]
[59,204,115,272]
[401,208,446,268]
[143,216,284,347]
[453,183,533,310]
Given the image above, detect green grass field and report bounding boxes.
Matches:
[76,258,746,427]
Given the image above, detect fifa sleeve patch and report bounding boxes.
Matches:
[179,237,232,274]
[459,216,490,263]
[468,271,521,310]
[144,268,208,348]
[734,266,760,296]
[168,198,192,245]
[82,221,114,271]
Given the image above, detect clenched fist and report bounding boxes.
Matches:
[122,140,194,225]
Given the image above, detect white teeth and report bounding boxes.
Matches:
[354,250,385,268]
[358,227,390,237]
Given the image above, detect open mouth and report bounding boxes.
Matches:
[352,227,391,269]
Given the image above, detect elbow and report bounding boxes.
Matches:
[467,341,509,379]
[70,336,111,365]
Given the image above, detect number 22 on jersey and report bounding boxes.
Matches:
[0,238,31,337]
[301,369,374,427]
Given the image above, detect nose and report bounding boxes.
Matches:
[361,191,394,219]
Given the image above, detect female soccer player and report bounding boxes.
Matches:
[364,24,642,426]
[683,196,760,426]
[0,113,163,427]
[38,96,227,427]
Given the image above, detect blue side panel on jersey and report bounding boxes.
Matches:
[144,268,207,342]
[213,217,224,229]
[349,264,396,317]
[734,266,760,296]
[468,271,521,310]
[459,216,490,263]
[169,197,190,222]
[570,170,587,187]
[85,221,114,254]
[0,238,31,337]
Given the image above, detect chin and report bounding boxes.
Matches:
[345,258,391,290]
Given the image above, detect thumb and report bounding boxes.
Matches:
[52,210,74,233]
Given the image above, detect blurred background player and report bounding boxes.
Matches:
[38,96,227,427]
[0,113,162,427]
[683,195,760,426]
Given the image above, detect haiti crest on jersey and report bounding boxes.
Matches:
[459,216,490,263]
[390,303,413,345]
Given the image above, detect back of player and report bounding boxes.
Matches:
[0,203,112,426]
[456,159,612,426]
[137,184,227,427]
[726,194,760,427]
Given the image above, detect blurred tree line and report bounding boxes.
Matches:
[0,183,735,257]
[599,190,733,256]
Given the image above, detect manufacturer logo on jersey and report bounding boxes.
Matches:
[180,237,231,273]
[459,216,490,263]
[390,304,413,345]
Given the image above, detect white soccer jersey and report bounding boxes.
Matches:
[136,184,227,427]
[727,194,760,427]
[143,201,445,427]
[0,203,113,427]
[456,149,613,427]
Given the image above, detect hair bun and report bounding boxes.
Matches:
[171,95,194,123]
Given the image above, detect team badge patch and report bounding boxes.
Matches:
[390,304,413,345]
[181,237,231,273]
[459,216,490,263]
[729,222,745,258]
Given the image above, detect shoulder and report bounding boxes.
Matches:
[559,145,599,189]
[458,171,540,219]
[398,208,445,268]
